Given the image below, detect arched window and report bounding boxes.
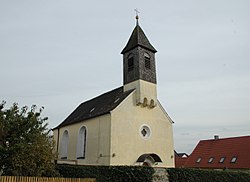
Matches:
[61,130,69,159]
[144,52,151,69]
[128,54,134,72]
[76,126,87,159]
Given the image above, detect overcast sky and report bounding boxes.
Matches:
[1,0,250,154]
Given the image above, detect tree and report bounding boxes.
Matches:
[0,101,59,176]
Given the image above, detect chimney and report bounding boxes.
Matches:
[214,135,219,140]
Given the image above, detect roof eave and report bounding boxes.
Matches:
[121,44,157,54]
[53,111,111,130]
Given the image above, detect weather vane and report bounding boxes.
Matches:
[134,8,140,25]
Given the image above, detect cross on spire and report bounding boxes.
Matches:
[134,8,140,25]
[134,8,140,17]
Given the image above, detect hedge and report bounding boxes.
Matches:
[167,168,250,182]
[56,164,154,182]
[56,165,250,182]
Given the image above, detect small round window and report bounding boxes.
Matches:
[140,125,151,139]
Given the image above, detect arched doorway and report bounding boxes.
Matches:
[137,153,162,167]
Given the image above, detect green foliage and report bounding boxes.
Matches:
[56,164,154,182]
[0,101,59,176]
[167,168,250,182]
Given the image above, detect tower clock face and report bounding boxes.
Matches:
[139,125,151,139]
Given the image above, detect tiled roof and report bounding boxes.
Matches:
[121,24,157,54]
[54,86,134,129]
[184,135,250,169]
[175,151,189,168]
[175,152,189,158]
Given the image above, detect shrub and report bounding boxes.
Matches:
[56,164,154,182]
[167,168,250,182]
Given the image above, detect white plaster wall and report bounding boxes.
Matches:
[53,114,111,165]
[110,90,175,167]
[124,79,157,105]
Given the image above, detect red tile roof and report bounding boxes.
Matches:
[184,135,250,169]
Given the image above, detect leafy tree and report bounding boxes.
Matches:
[0,101,59,176]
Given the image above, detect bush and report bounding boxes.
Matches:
[56,164,154,182]
[167,168,250,182]
[56,165,250,182]
[0,102,58,176]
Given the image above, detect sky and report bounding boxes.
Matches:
[1,0,250,154]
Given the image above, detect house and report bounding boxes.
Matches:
[53,16,175,167]
[175,151,189,168]
[182,135,250,170]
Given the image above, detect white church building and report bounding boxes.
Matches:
[53,17,175,167]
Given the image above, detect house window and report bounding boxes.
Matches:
[196,157,202,163]
[230,156,237,163]
[219,157,225,163]
[144,53,151,69]
[128,54,134,72]
[208,157,214,163]
[76,126,87,159]
[61,130,69,159]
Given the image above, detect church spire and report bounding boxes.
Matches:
[121,16,157,54]
[122,17,158,107]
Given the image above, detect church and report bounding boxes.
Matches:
[53,16,175,167]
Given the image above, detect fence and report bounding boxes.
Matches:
[0,176,96,182]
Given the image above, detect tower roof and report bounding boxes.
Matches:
[121,24,157,54]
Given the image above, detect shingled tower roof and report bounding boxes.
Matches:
[121,24,157,54]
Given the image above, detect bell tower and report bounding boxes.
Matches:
[121,15,158,108]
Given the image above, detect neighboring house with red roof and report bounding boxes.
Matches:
[182,135,250,170]
[175,151,189,168]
